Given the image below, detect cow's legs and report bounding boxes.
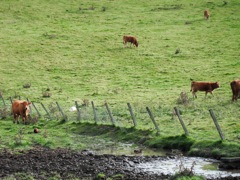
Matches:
[206,91,214,98]
[205,92,208,98]
[13,114,16,123]
[192,92,197,99]
[237,92,240,101]
[13,114,19,124]
[22,116,27,125]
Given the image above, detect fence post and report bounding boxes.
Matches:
[41,102,52,120]
[32,102,41,117]
[9,97,13,104]
[56,101,67,121]
[0,94,6,107]
[91,101,98,123]
[209,109,224,140]
[75,101,81,121]
[174,107,189,136]
[127,103,137,127]
[105,102,116,125]
[146,107,160,134]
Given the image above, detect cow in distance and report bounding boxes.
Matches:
[190,81,220,98]
[123,35,138,47]
[230,80,240,101]
[204,10,210,20]
[12,100,32,124]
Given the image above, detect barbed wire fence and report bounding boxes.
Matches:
[0,94,225,141]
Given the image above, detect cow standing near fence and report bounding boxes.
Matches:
[12,100,32,124]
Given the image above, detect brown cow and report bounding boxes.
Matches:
[190,81,220,98]
[123,35,138,47]
[230,80,240,101]
[12,100,31,124]
[204,10,210,20]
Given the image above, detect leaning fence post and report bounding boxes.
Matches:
[56,101,67,121]
[41,103,52,120]
[105,102,116,125]
[32,102,41,117]
[209,109,224,140]
[146,107,160,134]
[75,101,81,121]
[127,103,137,127]
[174,107,189,136]
[91,101,98,123]
[9,97,13,104]
[0,94,6,107]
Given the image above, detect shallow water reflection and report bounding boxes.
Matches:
[137,157,240,179]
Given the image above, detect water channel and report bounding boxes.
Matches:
[81,136,240,179]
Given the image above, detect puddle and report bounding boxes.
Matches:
[79,135,167,156]
[136,157,240,179]
[95,143,166,156]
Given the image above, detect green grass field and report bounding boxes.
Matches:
[0,0,240,156]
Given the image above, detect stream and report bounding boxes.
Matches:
[82,136,240,179]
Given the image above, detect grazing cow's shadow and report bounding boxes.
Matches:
[109,46,138,52]
[185,18,207,25]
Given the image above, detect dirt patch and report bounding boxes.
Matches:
[0,146,169,180]
[0,147,239,180]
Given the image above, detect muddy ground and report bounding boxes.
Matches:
[0,146,238,180]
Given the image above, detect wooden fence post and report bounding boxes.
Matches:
[105,102,116,125]
[56,102,67,121]
[41,102,52,120]
[91,101,98,123]
[127,103,137,127]
[75,101,81,121]
[32,102,41,117]
[9,97,13,104]
[174,107,189,136]
[209,109,224,140]
[0,95,6,107]
[146,107,160,134]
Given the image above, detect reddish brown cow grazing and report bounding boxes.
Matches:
[12,100,31,124]
[123,35,138,47]
[190,81,220,98]
[230,80,240,101]
[204,10,210,20]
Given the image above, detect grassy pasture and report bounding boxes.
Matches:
[0,0,240,156]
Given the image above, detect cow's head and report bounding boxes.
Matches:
[21,101,31,114]
[214,82,220,89]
